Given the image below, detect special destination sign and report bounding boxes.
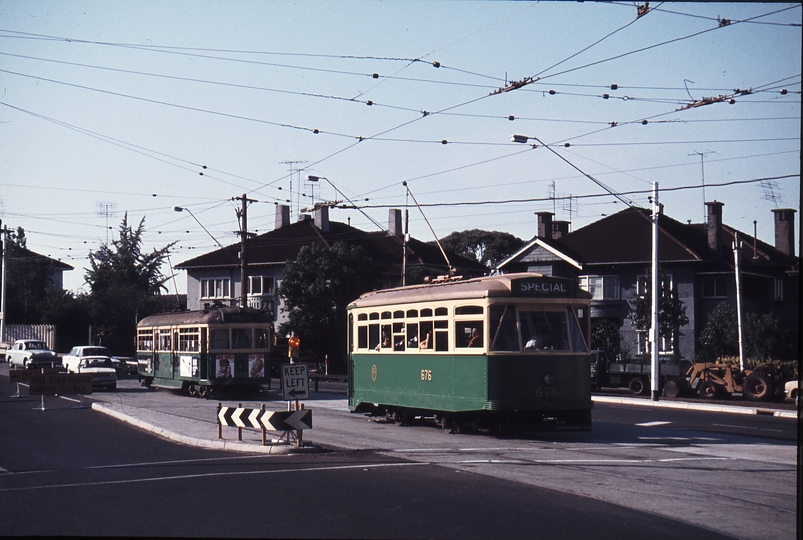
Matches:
[512,276,577,297]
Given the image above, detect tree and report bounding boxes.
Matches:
[743,312,786,363]
[698,302,738,361]
[277,242,379,372]
[591,319,621,361]
[2,227,59,323]
[698,303,787,363]
[85,214,174,355]
[439,229,524,269]
[629,272,689,353]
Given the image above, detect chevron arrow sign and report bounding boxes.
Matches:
[218,407,313,431]
[218,406,263,429]
[261,409,313,431]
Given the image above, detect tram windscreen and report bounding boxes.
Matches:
[489,304,588,353]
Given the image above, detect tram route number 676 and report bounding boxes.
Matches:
[420,369,432,381]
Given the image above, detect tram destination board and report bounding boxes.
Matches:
[281,362,310,400]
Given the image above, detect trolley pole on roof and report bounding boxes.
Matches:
[233,194,257,309]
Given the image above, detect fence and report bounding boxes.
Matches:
[1,324,56,350]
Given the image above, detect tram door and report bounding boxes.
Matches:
[155,327,176,381]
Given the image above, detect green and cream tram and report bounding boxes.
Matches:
[348,273,592,431]
[136,306,272,397]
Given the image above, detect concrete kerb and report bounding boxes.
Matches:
[592,395,799,419]
[91,402,322,454]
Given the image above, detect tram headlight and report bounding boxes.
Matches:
[543,373,556,386]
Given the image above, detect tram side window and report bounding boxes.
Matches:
[232,328,252,349]
[358,326,368,349]
[159,329,172,351]
[434,320,449,352]
[367,324,380,350]
[210,328,229,350]
[138,330,153,351]
[568,307,589,352]
[379,324,392,350]
[490,304,520,352]
[419,321,433,350]
[179,328,200,352]
[455,321,484,348]
[406,323,419,348]
[393,322,405,351]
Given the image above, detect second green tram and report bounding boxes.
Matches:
[348,273,593,431]
[136,306,273,397]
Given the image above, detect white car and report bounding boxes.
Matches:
[63,346,123,374]
[6,339,61,369]
[74,357,117,391]
[785,380,799,405]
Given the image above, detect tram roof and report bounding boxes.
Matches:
[349,273,587,308]
[137,306,272,327]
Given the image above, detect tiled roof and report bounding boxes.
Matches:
[175,218,486,273]
[553,206,796,270]
[12,246,73,271]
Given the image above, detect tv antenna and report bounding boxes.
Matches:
[689,150,714,222]
[96,202,117,244]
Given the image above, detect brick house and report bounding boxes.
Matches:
[175,205,487,328]
[496,203,799,361]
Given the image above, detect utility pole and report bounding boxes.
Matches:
[650,182,660,402]
[0,222,6,345]
[233,194,257,309]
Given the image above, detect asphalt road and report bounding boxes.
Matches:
[1,368,799,539]
[1,391,736,539]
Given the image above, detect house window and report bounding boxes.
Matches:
[637,274,675,298]
[201,278,230,299]
[579,275,620,300]
[702,277,728,298]
[774,279,783,301]
[637,331,674,355]
[247,276,274,296]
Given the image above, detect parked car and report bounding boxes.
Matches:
[785,380,799,405]
[63,346,124,375]
[6,339,61,369]
[74,357,118,391]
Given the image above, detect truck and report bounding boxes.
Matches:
[591,350,691,396]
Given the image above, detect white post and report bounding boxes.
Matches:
[733,233,746,371]
[0,225,7,345]
[650,183,660,401]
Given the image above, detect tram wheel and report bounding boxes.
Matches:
[187,384,199,397]
[393,411,409,426]
[198,385,209,398]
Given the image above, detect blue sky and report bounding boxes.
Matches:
[0,1,799,294]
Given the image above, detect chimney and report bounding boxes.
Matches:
[552,220,570,240]
[388,209,403,237]
[705,201,724,254]
[275,204,290,229]
[314,205,330,233]
[536,212,554,239]
[771,208,796,256]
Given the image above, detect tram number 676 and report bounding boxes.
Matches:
[420,369,432,381]
[536,386,559,398]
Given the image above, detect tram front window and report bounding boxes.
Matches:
[232,328,252,349]
[520,311,569,351]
